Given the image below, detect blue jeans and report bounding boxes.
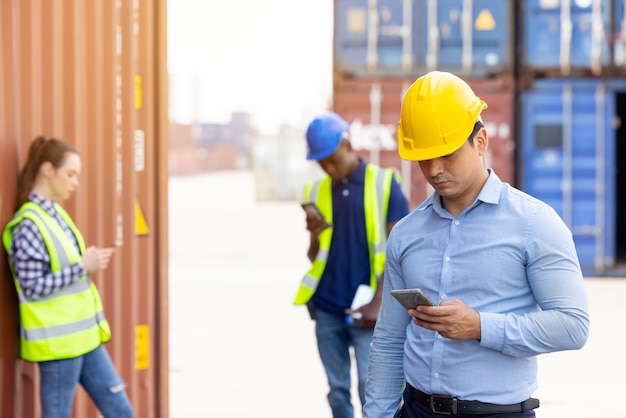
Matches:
[38,344,133,418]
[314,305,374,418]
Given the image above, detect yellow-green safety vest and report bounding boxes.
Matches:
[2,202,111,362]
[293,164,394,305]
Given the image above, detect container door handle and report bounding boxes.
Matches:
[590,0,603,75]
[401,0,413,75]
[593,84,606,273]
[369,82,381,165]
[367,0,379,74]
[462,0,473,74]
[562,83,573,228]
[621,0,626,67]
[560,0,572,75]
[426,0,439,70]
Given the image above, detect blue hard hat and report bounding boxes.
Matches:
[305,111,350,160]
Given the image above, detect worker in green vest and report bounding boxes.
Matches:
[294,112,410,418]
[3,136,133,418]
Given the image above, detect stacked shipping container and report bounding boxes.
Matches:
[332,0,516,206]
[518,0,626,275]
[332,0,626,276]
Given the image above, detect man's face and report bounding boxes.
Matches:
[317,141,354,181]
[417,128,488,201]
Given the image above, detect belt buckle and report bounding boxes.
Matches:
[429,394,457,415]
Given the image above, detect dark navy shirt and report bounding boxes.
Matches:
[312,159,410,314]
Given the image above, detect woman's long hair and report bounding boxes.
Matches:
[15,136,78,211]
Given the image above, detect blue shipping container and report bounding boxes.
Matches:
[520,78,626,276]
[333,0,513,78]
[522,0,624,74]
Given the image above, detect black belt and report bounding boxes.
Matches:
[407,384,540,415]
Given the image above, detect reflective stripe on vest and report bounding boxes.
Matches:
[2,203,111,362]
[293,164,394,305]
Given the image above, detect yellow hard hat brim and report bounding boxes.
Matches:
[398,124,468,161]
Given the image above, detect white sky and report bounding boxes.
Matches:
[167,0,334,134]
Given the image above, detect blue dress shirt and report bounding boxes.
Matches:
[363,170,590,417]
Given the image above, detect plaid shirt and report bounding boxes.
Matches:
[8,194,87,300]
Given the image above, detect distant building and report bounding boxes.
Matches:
[169,112,252,175]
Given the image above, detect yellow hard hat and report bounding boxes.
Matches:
[397,71,487,161]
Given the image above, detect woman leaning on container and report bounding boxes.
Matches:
[2,136,133,418]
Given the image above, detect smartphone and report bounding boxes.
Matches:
[301,202,322,217]
[301,202,332,230]
[390,288,435,310]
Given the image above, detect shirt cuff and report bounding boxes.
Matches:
[478,311,505,350]
[72,262,88,280]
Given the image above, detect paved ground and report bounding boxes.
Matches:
[169,171,626,418]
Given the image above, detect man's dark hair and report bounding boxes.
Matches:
[467,120,484,146]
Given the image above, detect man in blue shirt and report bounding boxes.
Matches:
[363,72,590,418]
[293,111,410,418]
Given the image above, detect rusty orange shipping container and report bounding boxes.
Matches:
[332,76,516,209]
[0,1,169,417]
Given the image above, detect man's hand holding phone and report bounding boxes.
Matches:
[391,289,482,340]
[301,202,332,235]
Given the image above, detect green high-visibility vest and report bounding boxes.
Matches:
[3,202,111,362]
[293,164,394,305]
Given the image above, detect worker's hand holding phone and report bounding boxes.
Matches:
[301,202,332,234]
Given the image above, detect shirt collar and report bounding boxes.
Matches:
[476,169,502,205]
[332,157,366,187]
[29,193,58,217]
[417,169,502,213]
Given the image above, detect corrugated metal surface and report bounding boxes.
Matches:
[520,78,626,276]
[0,0,20,406]
[0,1,169,417]
[468,77,517,188]
[521,0,625,76]
[332,77,422,207]
[332,76,515,209]
[334,0,514,79]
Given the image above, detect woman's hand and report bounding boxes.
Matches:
[80,246,115,274]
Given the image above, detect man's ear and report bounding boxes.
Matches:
[475,128,488,156]
[341,137,352,152]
